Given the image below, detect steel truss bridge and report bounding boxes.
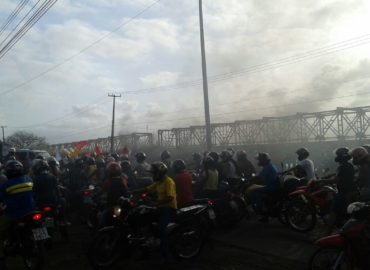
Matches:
[49,106,370,152]
[158,106,370,148]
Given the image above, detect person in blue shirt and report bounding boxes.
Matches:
[246,153,279,223]
[0,160,35,264]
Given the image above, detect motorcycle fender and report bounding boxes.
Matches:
[315,234,345,248]
[166,223,179,234]
[288,189,305,196]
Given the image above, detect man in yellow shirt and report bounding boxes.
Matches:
[140,161,177,260]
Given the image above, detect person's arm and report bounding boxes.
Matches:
[154,180,175,207]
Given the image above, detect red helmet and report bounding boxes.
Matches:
[106,162,122,177]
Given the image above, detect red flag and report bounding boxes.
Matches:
[75,141,88,150]
[95,146,102,156]
[122,145,129,155]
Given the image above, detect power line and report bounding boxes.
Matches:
[0,0,162,96]
[0,0,58,60]
[0,0,30,38]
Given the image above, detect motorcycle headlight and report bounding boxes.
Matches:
[113,206,122,218]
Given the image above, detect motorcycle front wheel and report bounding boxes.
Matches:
[286,200,316,232]
[309,248,352,270]
[88,228,125,269]
[170,224,204,260]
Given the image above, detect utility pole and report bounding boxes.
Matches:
[108,93,121,154]
[199,0,212,150]
[1,126,6,143]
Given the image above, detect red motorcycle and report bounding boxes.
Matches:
[285,180,337,232]
[309,202,370,270]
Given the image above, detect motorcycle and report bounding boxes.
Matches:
[41,204,68,241]
[285,179,337,232]
[309,202,370,270]
[2,211,49,270]
[87,195,213,268]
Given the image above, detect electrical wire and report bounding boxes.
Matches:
[0,0,30,38]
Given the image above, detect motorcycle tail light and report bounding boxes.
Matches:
[83,191,90,197]
[207,200,213,207]
[43,206,52,212]
[32,213,43,221]
[141,192,148,199]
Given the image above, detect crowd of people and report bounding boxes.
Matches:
[0,144,370,267]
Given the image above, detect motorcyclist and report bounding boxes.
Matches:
[32,160,60,208]
[120,160,137,190]
[4,148,16,162]
[137,162,177,261]
[0,160,35,265]
[47,157,60,179]
[323,148,358,233]
[219,150,239,180]
[160,150,172,174]
[85,157,98,185]
[236,150,256,179]
[134,152,153,188]
[200,156,219,198]
[172,160,193,208]
[191,153,203,173]
[295,148,316,182]
[100,162,128,227]
[350,147,370,201]
[96,158,106,186]
[247,153,279,223]
[0,163,6,186]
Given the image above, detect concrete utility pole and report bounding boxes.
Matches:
[199,0,212,150]
[1,126,6,143]
[108,93,121,154]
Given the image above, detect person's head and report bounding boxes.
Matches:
[5,160,24,178]
[192,153,202,163]
[256,152,271,167]
[334,147,351,163]
[172,159,186,174]
[111,153,120,161]
[208,152,219,163]
[220,150,232,162]
[203,156,216,170]
[86,157,96,166]
[120,154,129,161]
[362,144,370,154]
[106,162,122,178]
[150,162,168,182]
[47,157,59,168]
[236,150,247,162]
[350,147,369,166]
[105,156,115,165]
[35,155,45,161]
[8,148,16,155]
[160,150,171,161]
[135,152,147,164]
[34,160,50,175]
[296,148,310,161]
[120,160,132,174]
[74,158,84,168]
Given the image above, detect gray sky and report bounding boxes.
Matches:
[1,0,370,144]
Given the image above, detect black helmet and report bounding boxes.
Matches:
[86,157,96,166]
[256,152,271,166]
[150,161,168,181]
[208,152,219,162]
[203,156,216,169]
[220,150,232,161]
[74,158,84,167]
[135,152,147,163]
[96,158,106,168]
[192,152,202,161]
[335,147,351,162]
[111,153,120,161]
[172,159,186,174]
[120,160,132,173]
[362,144,370,154]
[236,150,247,160]
[5,160,24,178]
[296,148,309,160]
[47,157,59,167]
[35,160,50,175]
[161,150,171,160]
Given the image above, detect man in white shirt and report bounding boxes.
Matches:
[296,148,316,182]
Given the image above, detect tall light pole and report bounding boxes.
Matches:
[108,93,121,154]
[199,0,212,150]
[1,126,6,143]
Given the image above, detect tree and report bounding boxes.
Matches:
[6,131,48,149]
